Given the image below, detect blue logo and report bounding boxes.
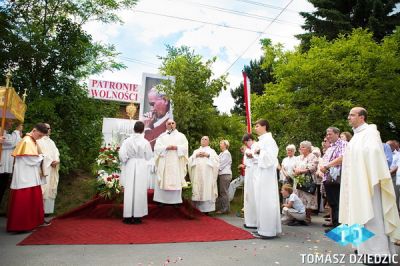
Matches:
[325,224,374,246]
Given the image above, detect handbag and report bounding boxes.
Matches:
[297,171,317,194]
[326,166,341,184]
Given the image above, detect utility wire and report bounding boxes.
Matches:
[168,0,301,26]
[119,56,159,68]
[234,0,299,13]
[133,9,295,39]
[223,0,295,74]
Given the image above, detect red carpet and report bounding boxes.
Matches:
[19,191,253,245]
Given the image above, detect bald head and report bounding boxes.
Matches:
[348,107,368,128]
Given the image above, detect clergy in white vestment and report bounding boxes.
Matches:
[0,121,22,206]
[339,107,400,257]
[242,133,259,229]
[119,121,153,224]
[37,124,60,214]
[188,136,219,213]
[153,119,188,205]
[7,123,48,232]
[252,119,282,239]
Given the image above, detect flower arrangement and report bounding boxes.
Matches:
[94,145,121,174]
[94,145,122,201]
[293,174,309,187]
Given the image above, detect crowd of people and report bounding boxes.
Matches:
[2,106,400,262]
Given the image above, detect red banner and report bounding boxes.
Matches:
[242,72,251,133]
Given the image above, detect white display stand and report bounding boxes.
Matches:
[101,117,157,189]
[102,118,137,146]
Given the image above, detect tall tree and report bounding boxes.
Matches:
[0,0,138,174]
[158,46,246,170]
[297,0,400,50]
[253,29,400,157]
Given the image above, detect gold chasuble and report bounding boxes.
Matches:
[12,134,39,157]
[339,124,400,241]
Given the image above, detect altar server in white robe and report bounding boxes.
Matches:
[0,121,22,206]
[37,123,60,214]
[188,136,219,212]
[119,121,153,224]
[153,119,188,205]
[252,119,282,239]
[340,107,400,257]
[242,133,259,229]
[7,123,48,232]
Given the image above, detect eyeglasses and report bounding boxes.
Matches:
[167,122,175,125]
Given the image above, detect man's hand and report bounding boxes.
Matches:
[51,161,59,167]
[246,152,253,158]
[166,145,177,151]
[319,164,329,173]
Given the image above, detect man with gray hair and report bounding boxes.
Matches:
[320,126,347,230]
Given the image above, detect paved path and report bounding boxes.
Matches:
[0,215,398,266]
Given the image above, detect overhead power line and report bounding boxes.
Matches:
[234,0,299,13]
[119,56,159,68]
[223,0,295,74]
[133,9,295,39]
[168,0,301,26]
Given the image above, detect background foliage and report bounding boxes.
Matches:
[252,28,400,158]
[0,0,138,174]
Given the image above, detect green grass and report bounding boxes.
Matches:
[0,170,97,216]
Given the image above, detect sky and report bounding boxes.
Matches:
[84,0,315,114]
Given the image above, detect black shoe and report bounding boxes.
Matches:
[251,232,276,239]
[122,218,133,224]
[323,214,330,218]
[298,220,309,226]
[287,220,300,226]
[324,228,333,233]
[243,224,257,229]
[173,204,181,209]
[133,218,142,224]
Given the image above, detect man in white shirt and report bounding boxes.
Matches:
[153,119,188,206]
[37,123,60,215]
[119,121,153,224]
[188,136,219,213]
[339,107,400,258]
[7,123,48,232]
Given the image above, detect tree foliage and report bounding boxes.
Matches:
[158,46,246,172]
[253,29,400,157]
[0,0,138,174]
[298,0,400,50]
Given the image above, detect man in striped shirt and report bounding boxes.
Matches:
[320,127,347,230]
